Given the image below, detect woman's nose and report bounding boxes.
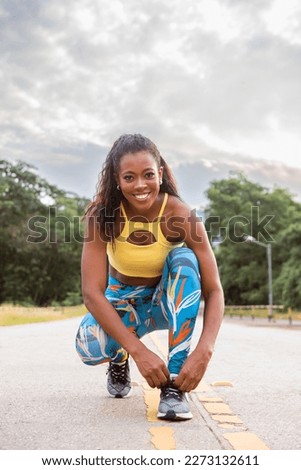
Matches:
[135,177,147,189]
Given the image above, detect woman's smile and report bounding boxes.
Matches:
[133,192,150,200]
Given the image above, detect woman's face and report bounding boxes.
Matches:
[117,151,163,212]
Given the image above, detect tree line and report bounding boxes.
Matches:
[0,160,88,306]
[204,172,301,310]
[1,160,301,309]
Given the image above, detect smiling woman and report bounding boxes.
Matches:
[117,151,164,213]
[75,133,224,421]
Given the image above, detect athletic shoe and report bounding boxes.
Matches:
[157,380,193,420]
[106,358,131,398]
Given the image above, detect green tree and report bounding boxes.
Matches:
[204,172,301,308]
[273,217,301,309]
[0,159,88,306]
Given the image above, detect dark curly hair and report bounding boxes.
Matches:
[85,133,180,242]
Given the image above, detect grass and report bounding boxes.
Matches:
[224,306,301,322]
[0,304,87,326]
[1,304,300,327]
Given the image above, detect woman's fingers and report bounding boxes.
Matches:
[146,368,170,389]
[146,377,156,388]
[134,348,170,388]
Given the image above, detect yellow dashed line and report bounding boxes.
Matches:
[142,382,161,422]
[218,423,245,430]
[223,432,269,450]
[211,381,233,387]
[197,392,270,449]
[198,396,224,402]
[196,392,270,448]
[149,426,176,450]
[147,331,270,450]
[142,380,176,449]
[202,402,233,414]
[210,414,244,424]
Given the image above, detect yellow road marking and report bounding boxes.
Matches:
[149,426,176,450]
[210,414,244,424]
[143,383,161,422]
[218,423,246,430]
[211,381,233,387]
[198,396,224,402]
[203,402,233,414]
[223,432,269,450]
[142,380,176,449]
[148,331,270,450]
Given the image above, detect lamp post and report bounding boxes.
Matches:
[244,235,273,321]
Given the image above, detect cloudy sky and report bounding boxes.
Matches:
[1,0,301,207]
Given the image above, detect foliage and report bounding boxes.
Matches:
[273,220,301,309]
[204,172,301,309]
[0,159,89,306]
[2,162,301,309]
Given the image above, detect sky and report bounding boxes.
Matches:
[1,0,301,208]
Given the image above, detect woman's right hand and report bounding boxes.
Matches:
[131,343,170,388]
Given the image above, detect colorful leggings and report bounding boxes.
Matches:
[75,247,201,375]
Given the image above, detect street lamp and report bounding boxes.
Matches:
[244,235,273,321]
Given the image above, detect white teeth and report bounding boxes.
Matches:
[135,193,149,199]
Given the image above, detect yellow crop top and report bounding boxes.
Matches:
[106,193,184,278]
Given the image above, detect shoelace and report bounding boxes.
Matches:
[161,383,183,400]
[108,361,128,384]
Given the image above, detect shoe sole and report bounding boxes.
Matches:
[157,410,193,421]
[107,387,132,399]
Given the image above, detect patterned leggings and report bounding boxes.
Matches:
[75,247,201,375]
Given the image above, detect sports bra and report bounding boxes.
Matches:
[106,193,184,278]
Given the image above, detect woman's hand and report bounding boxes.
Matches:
[132,344,170,389]
[173,346,213,392]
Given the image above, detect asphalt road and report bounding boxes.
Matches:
[0,314,300,451]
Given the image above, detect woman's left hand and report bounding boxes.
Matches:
[173,347,213,392]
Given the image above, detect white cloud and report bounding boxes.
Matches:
[262,0,301,45]
[0,0,300,200]
[192,0,246,43]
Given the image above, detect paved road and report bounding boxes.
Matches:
[0,315,300,451]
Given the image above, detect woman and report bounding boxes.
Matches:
[76,133,224,421]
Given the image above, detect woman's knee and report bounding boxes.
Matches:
[75,313,106,366]
[166,247,200,274]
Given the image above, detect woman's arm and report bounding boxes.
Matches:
[81,216,170,388]
[169,203,224,392]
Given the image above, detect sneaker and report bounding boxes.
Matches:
[157,380,193,420]
[106,358,131,398]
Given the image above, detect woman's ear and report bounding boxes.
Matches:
[159,166,164,184]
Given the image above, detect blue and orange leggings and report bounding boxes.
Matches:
[75,247,201,375]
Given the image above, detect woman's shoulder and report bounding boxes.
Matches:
[165,193,191,217]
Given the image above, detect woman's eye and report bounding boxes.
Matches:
[145,172,155,179]
[124,175,133,182]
